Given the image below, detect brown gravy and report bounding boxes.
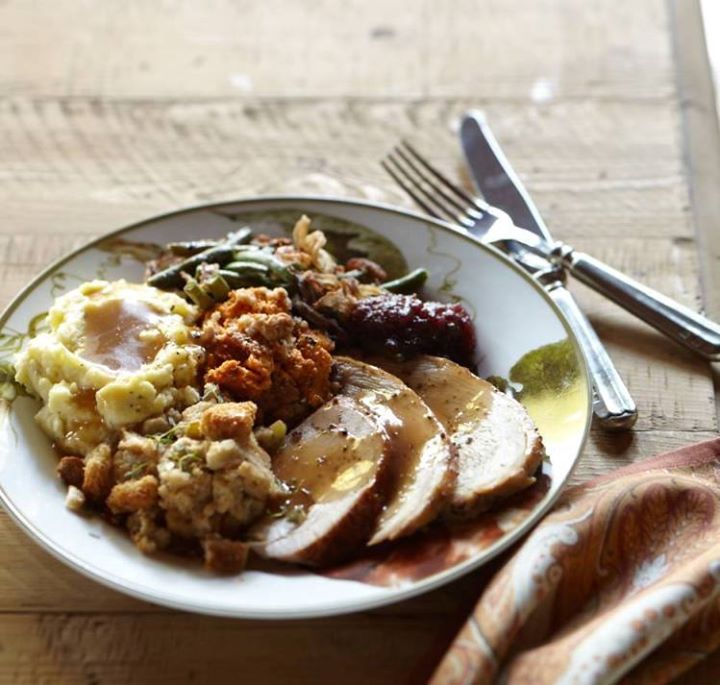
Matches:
[81,298,163,371]
[273,396,382,509]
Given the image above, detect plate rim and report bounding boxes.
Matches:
[0,194,592,619]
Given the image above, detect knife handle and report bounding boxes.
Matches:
[558,246,720,361]
[545,282,638,430]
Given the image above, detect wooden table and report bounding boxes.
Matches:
[1,1,718,682]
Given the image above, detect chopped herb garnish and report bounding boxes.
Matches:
[202,383,225,403]
[267,502,307,524]
[124,462,149,481]
[155,427,179,445]
[167,449,205,473]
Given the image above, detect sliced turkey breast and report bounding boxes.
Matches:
[253,394,393,566]
[372,355,544,517]
[333,357,456,545]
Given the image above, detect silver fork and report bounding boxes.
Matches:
[383,143,720,364]
[383,143,552,260]
[383,142,638,429]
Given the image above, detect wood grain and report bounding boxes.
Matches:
[671,0,720,429]
[0,0,717,682]
[0,607,467,685]
[0,98,693,241]
[0,0,672,100]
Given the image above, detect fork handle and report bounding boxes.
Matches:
[557,245,720,361]
[545,281,637,430]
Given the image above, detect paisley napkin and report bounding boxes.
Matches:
[430,437,720,685]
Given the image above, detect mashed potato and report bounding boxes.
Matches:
[15,280,204,454]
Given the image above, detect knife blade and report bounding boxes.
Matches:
[460,111,551,242]
[459,110,638,430]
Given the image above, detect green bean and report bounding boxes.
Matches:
[167,240,218,256]
[234,244,272,253]
[381,268,428,294]
[148,227,253,289]
[203,274,230,301]
[230,250,288,270]
[148,246,234,289]
[183,279,214,309]
[226,226,254,246]
[217,269,256,288]
[227,255,293,287]
[222,263,277,288]
[225,260,271,274]
[231,241,300,278]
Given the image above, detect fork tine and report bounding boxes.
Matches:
[384,153,460,224]
[386,149,478,229]
[382,142,499,233]
[381,159,442,220]
[400,141,481,209]
[393,145,473,219]
[385,152,478,229]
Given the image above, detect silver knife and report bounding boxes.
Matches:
[460,111,638,430]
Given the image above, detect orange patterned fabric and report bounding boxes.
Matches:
[431,438,720,685]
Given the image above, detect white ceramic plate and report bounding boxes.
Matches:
[0,196,591,618]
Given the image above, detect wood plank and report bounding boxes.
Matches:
[671,0,720,428]
[578,429,719,483]
[0,97,695,241]
[0,607,465,685]
[567,236,715,434]
[700,0,720,108]
[0,0,673,100]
